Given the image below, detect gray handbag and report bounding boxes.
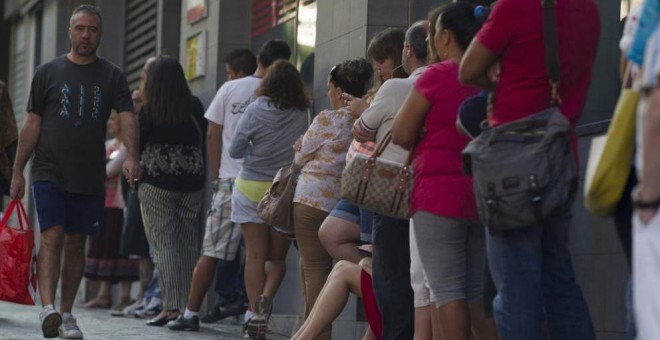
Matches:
[462,108,577,231]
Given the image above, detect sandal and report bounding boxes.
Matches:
[110,297,134,316]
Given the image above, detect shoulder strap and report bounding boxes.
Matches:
[542,0,561,106]
[191,115,203,150]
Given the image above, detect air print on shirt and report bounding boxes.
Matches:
[59,83,103,127]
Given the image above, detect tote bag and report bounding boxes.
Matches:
[584,87,639,217]
[0,198,38,305]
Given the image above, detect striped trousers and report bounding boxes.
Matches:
[138,183,203,310]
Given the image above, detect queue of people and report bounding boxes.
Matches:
[10,1,660,340]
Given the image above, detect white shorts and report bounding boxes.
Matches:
[230,185,265,225]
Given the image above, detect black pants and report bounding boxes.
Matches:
[372,214,414,340]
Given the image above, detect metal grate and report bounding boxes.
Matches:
[12,20,25,123]
[123,0,158,91]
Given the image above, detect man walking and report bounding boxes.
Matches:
[10,5,139,339]
[166,41,291,331]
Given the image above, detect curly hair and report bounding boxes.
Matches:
[255,60,309,111]
[329,58,373,99]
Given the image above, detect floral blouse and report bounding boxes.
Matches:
[293,108,356,212]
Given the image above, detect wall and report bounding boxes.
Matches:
[180,0,220,107]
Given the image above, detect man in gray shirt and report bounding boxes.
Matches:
[10,5,139,339]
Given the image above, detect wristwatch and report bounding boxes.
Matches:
[631,186,660,210]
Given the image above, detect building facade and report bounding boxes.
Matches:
[1,0,632,338]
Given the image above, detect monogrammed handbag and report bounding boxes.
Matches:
[341,131,413,219]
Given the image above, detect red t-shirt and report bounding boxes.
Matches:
[476,0,600,126]
[412,61,479,220]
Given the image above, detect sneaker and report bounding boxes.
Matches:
[39,307,62,339]
[244,295,271,339]
[167,315,200,331]
[58,314,83,339]
[201,299,248,323]
[243,316,267,340]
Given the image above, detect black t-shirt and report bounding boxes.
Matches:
[27,55,133,195]
[139,96,207,192]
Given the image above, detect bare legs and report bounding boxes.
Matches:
[60,233,87,314]
[185,255,219,312]
[291,261,363,340]
[437,300,471,340]
[412,302,444,340]
[318,217,362,263]
[434,299,498,340]
[468,300,498,340]
[242,222,290,312]
[82,281,111,308]
[38,226,87,314]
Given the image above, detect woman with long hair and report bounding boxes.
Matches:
[392,3,498,339]
[228,60,309,339]
[293,58,373,340]
[137,55,207,326]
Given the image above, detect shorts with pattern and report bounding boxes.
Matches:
[202,178,242,261]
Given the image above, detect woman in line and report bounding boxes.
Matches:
[291,258,380,340]
[138,56,207,326]
[293,58,373,340]
[392,3,498,339]
[228,60,309,339]
[320,27,407,264]
[82,111,139,313]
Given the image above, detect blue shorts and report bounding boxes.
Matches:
[32,181,104,235]
[328,199,374,243]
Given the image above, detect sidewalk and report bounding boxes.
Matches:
[0,301,291,340]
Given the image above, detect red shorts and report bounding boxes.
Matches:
[360,269,382,340]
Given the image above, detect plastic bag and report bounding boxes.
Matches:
[0,198,37,305]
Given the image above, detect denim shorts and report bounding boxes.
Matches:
[328,199,374,243]
[32,181,104,235]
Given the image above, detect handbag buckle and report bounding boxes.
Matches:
[360,158,375,181]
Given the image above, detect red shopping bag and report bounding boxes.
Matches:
[0,199,37,305]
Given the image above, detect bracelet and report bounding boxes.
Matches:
[632,186,660,210]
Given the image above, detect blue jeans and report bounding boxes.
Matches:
[486,212,594,340]
[372,214,414,340]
